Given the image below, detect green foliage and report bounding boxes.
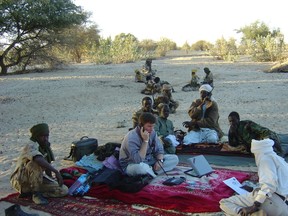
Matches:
[87,36,178,64]
[110,33,140,63]
[90,33,142,64]
[139,39,157,52]
[0,0,89,74]
[89,37,113,64]
[237,21,285,61]
[236,20,273,40]
[155,37,177,57]
[191,40,212,51]
[181,41,190,53]
[52,24,100,63]
[209,37,238,61]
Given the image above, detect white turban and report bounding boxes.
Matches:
[199,84,212,93]
[251,138,274,154]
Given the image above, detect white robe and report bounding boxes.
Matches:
[219,145,288,215]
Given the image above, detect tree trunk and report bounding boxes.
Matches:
[0,56,8,75]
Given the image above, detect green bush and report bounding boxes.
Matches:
[209,37,238,61]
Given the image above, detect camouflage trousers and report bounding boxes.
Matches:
[270,133,282,155]
[10,160,68,197]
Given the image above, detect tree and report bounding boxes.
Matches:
[181,41,190,54]
[0,0,89,74]
[91,36,113,64]
[139,39,157,52]
[236,21,285,61]
[210,37,238,61]
[54,24,100,63]
[191,40,212,51]
[155,37,177,57]
[111,33,141,63]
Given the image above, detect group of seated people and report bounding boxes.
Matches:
[134,59,156,83]
[182,67,214,92]
[11,116,288,215]
[132,83,285,157]
[9,70,287,215]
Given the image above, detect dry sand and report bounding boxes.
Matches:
[0,54,287,215]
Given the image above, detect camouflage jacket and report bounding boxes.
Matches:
[228,120,280,152]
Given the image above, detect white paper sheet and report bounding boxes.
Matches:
[223,177,249,195]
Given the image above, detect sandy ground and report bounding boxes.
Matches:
[0,54,287,215]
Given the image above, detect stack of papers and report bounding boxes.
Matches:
[223,177,249,195]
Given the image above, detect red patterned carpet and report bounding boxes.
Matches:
[1,193,184,216]
[1,165,258,215]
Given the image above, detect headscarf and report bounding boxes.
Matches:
[204,67,210,73]
[30,123,49,141]
[199,84,212,93]
[30,123,55,163]
[251,138,274,155]
[251,138,275,167]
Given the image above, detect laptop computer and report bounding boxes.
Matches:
[184,155,214,177]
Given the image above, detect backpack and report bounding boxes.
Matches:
[112,174,153,193]
[64,136,98,162]
[93,167,153,193]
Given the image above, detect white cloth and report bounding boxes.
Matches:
[251,139,288,203]
[220,188,288,216]
[220,138,288,215]
[165,134,180,147]
[251,138,274,154]
[183,128,219,144]
[199,84,212,92]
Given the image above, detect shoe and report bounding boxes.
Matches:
[5,204,39,216]
[32,192,48,205]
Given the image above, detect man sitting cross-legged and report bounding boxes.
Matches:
[220,138,288,216]
[182,84,223,144]
[10,123,68,205]
[154,103,179,154]
[119,112,179,177]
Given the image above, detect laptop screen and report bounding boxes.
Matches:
[185,155,214,177]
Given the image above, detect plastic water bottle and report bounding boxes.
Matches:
[68,173,87,195]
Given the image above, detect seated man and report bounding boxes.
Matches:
[142,58,156,76]
[10,123,68,205]
[202,67,213,87]
[182,69,200,92]
[228,111,282,154]
[131,97,158,129]
[140,76,161,95]
[154,104,179,154]
[119,112,179,177]
[154,84,179,114]
[182,84,224,144]
[134,69,145,83]
[220,138,288,215]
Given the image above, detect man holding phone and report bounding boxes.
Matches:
[182,84,223,144]
[119,112,179,177]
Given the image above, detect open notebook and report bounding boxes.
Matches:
[184,155,214,177]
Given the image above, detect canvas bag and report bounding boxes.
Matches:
[64,136,98,162]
